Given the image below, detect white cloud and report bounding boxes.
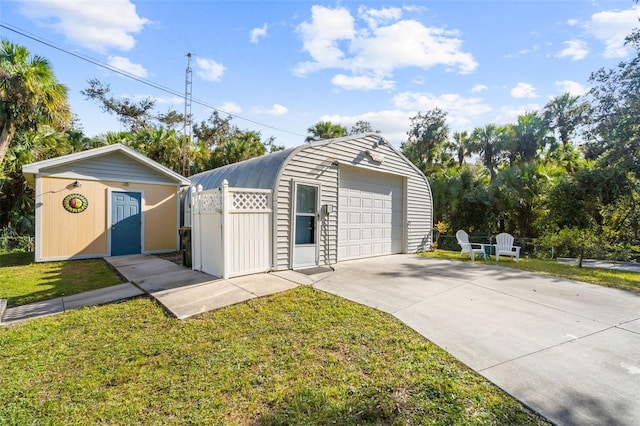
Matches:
[294,5,477,79]
[195,57,226,82]
[357,5,402,29]
[250,23,268,43]
[567,19,579,26]
[351,20,477,74]
[554,80,587,96]
[555,40,589,61]
[331,73,395,90]
[471,84,488,93]
[584,5,640,58]
[107,56,148,78]
[320,110,412,146]
[217,102,242,114]
[254,104,288,116]
[122,93,182,105]
[153,96,184,105]
[19,0,149,53]
[510,83,538,98]
[295,5,355,74]
[392,91,492,127]
[518,44,540,55]
[494,104,541,125]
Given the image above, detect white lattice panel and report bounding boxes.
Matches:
[199,190,222,212]
[232,192,270,210]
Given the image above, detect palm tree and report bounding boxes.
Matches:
[469,124,504,181]
[0,39,71,167]
[543,93,589,146]
[513,112,552,163]
[452,131,470,166]
[305,121,347,142]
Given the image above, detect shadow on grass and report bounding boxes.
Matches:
[256,383,545,425]
[0,252,35,267]
[0,252,123,307]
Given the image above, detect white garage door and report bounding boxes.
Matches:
[338,167,403,261]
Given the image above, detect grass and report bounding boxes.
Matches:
[423,250,640,293]
[0,287,548,425]
[0,252,123,307]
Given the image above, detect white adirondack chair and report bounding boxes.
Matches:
[495,233,521,262]
[456,230,485,261]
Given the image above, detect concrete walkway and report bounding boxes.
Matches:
[558,257,640,273]
[314,255,640,426]
[1,283,144,325]
[105,255,298,319]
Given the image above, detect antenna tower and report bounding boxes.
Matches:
[182,53,193,177]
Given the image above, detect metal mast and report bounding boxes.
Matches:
[182,53,193,177]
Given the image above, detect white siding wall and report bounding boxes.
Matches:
[273,135,432,271]
[191,189,224,276]
[192,185,271,278]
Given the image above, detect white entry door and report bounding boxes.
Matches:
[338,166,403,261]
[292,182,319,268]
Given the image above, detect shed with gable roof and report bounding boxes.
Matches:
[23,143,190,262]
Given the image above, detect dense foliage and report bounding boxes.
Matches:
[400,41,640,261]
[2,16,640,263]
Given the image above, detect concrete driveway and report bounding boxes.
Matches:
[314,255,640,426]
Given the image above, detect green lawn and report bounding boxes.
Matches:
[0,287,548,425]
[422,250,640,293]
[0,252,123,307]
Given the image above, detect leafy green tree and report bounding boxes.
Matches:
[349,120,378,135]
[0,125,72,234]
[129,127,184,174]
[209,130,267,168]
[586,34,640,177]
[491,162,552,237]
[82,79,156,131]
[542,165,631,264]
[0,39,71,168]
[401,108,450,174]
[193,111,236,151]
[157,110,186,130]
[191,112,278,172]
[430,164,495,244]
[306,121,347,142]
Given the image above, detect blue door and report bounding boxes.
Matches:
[111,192,141,256]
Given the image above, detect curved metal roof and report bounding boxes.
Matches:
[188,146,298,190]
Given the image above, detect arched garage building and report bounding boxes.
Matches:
[186,134,433,277]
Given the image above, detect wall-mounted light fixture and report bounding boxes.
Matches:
[73,180,81,188]
[365,149,385,163]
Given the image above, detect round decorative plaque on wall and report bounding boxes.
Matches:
[62,193,89,213]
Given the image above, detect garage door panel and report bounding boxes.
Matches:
[338,167,403,261]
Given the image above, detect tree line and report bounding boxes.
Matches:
[2,22,640,263]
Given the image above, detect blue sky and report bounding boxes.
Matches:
[2,0,639,148]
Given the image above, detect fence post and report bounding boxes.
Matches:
[193,185,202,271]
[221,180,231,280]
